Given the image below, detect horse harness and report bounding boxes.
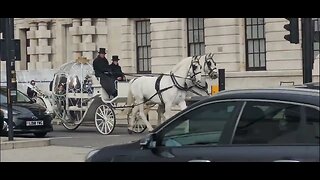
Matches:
[154,58,201,106]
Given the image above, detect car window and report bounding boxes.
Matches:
[232,101,320,145]
[299,107,319,144]
[0,88,32,103]
[160,101,242,147]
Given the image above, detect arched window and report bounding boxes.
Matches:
[245,18,266,71]
[187,18,205,56]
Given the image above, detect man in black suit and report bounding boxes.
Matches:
[109,55,125,81]
[27,80,37,99]
[93,48,116,97]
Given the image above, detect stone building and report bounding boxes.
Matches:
[1,18,319,91]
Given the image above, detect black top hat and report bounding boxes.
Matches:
[112,55,120,61]
[98,48,106,54]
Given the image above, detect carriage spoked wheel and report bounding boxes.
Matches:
[61,111,82,130]
[95,104,116,135]
[126,111,149,134]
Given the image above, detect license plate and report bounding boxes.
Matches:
[26,121,44,126]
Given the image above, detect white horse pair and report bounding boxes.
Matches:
[126,53,217,132]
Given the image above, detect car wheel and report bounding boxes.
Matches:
[34,132,47,138]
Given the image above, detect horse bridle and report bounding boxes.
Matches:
[188,56,202,81]
[203,53,217,79]
[184,54,217,95]
[170,57,202,91]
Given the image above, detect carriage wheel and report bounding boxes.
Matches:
[126,111,149,134]
[62,122,81,130]
[95,104,116,135]
[62,111,82,131]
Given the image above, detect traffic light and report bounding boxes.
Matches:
[284,18,299,44]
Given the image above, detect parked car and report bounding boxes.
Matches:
[86,88,319,162]
[0,87,53,137]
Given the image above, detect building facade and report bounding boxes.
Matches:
[1,18,319,91]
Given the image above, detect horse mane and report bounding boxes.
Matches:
[171,57,192,73]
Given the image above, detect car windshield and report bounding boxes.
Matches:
[0,87,33,104]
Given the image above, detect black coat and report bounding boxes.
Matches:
[93,56,116,96]
[93,56,111,78]
[109,63,124,80]
[27,87,37,98]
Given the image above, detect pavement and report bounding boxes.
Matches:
[1,146,93,162]
[0,137,51,150]
[0,124,146,162]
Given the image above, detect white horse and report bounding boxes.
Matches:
[151,53,218,125]
[125,56,203,132]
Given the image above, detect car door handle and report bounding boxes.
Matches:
[188,160,211,162]
[273,160,300,162]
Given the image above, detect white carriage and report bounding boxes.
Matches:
[47,57,147,135]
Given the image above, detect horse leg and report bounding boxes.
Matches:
[157,104,165,125]
[163,102,173,121]
[178,101,189,133]
[128,106,139,131]
[178,100,187,111]
[139,104,153,132]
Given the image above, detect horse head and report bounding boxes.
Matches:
[189,56,203,85]
[203,53,218,79]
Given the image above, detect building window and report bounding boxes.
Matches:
[313,18,320,59]
[245,18,266,71]
[136,20,151,73]
[25,28,30,68]
[187,18,205,56]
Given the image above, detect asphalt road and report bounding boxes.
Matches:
[47,125,147,149]
[3,125,147,149]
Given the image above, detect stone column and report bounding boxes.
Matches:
[51,20,57,68]
[54,20,65,68]
[239,18,246,72]
[70,18,82,60]
[120,18,134,73]
[27,22,38,70]
[80,18,95,60]
[36,21,52,69]
[95,18,108,58]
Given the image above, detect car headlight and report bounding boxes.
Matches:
[0,109,19,119]
[85,149,99,162]
[3,121,8,131]
[44,110,50,115]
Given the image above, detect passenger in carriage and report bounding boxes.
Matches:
[110,55,125,82]
[109,55,125,97]
[93,48,117,98]
[56,83,66,95]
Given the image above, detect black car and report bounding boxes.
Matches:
[0,87,53,137]
[86,88,320,162]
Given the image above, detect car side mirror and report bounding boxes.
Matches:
[140,133,157,149]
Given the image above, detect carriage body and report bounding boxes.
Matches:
[49,58,129,134]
